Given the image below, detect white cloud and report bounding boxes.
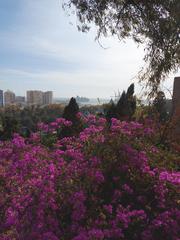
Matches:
[0,67,142,98]
[0,0,178,98]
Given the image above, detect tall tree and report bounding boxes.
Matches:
[64,0,180,94]
[116,91,127,118]
[153,91,169,123]
[61,97,81,137]
[116,83,136,120]
[63,97,79,122]
[105,83,136,121]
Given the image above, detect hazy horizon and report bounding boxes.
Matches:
[0,0,179,99]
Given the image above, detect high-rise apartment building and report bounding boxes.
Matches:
[26,90,43,105]
[26,90,53,106]
[0,90,3,107]
[43,91,53,105]
[4,90,16,106]
[15,96,25,106]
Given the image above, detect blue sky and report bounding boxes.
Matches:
[0,0,178,98]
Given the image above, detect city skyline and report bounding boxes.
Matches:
[0,88,111,100]
[0,0,179,98]
[0,89,53,106]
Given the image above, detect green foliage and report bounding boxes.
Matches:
[40,132,57,148]
[0,115,20,140]
[106,83,136,121]
[116,91,127,117]
[0,104,64,140]
[152,91,169,123]
[63,97,79,121]
[61,97,82,137]
[64,0,180,94]
[105,100,117,121]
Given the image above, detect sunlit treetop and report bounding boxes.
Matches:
[63,0,180,95]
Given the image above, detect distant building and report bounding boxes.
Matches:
[26,90,43,106]
[43,91,53,105]
[15,96,26,106]
[0,90,3,107]
[76,96,90,103]
[172,76,180,113]
[4,90,16,106]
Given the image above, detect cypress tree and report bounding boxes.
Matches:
[126,83,135,97]
[126,83,136,120]
[62,97,79,122]
[116,91,127,119]
[153,91,168,123]
[116,84,136,120]
[60,97,81,138]
[105,84,136,122]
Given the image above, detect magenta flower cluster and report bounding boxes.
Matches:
[0,114,179,239]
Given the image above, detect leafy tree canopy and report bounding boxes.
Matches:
[106,83,136,121]
[63,0,180,94]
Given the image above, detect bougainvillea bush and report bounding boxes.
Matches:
[0,114,179,240]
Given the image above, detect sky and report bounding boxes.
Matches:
[0,0,179,98]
